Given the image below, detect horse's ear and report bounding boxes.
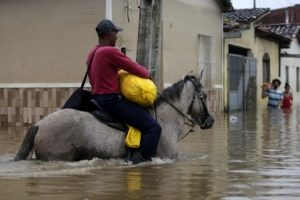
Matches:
[198,70,204,81]
[183,70,194,81]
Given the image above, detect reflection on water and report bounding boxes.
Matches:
[1,108,300,199]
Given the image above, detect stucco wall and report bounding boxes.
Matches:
[0,0,224,125]
[280,38,300,107]
[0,0,106,84]
[224,23,280,110]
[0,0,223,89]
[255,37,280,108]
[112,0,224,89]
[162,0,223,88]
[111,0,141,62]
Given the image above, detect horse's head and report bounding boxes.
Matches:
[184,71,214,129]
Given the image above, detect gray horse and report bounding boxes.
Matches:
[14,72,214,162]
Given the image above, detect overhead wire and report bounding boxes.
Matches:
[285,0,294,6]
[274,0,285,8]
[257,0,261,8]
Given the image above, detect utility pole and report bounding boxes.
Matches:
[136,0,163,91]
[254,0,256,9]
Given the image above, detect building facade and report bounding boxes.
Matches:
[258,5,300,107]
[223,8,290,111]
[0,0,231,125]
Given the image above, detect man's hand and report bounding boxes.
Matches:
[150,69,156,74]
[261,89,268,99]
[149,69,156,80]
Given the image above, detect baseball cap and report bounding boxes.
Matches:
[96,19,123,34]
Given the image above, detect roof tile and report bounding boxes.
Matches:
[256,24,300,38]
[223,8,270,24]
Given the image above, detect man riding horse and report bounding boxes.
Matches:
[87,19,161,164]
[13,21,214,164]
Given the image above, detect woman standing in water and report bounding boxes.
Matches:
[281,83,293,108]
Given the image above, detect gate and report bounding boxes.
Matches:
[228,54,257,111]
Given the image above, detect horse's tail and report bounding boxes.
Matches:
[14,125,39,161]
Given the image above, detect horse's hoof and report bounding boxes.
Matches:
[130,151,145,164]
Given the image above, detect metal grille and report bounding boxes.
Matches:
[229,54,244,91]
[228,54,257,111]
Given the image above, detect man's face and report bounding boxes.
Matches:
[273,81,280,89]
[108,30,118,47]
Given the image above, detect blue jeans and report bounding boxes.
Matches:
[93,94,161,159]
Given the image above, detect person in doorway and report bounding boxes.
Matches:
[281,83,293,108]
[87,19,161,164]
[261,78,283,108]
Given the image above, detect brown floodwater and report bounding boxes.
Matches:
[1,108,300,200]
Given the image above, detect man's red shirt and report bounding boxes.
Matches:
[87,44,150,95]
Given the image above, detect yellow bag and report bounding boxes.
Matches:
[118,70,157,107]
[125,124,141,148]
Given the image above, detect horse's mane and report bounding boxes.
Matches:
[151,74,203,108]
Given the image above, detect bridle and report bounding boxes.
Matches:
[155,81,213,141]
[187,88,212,129]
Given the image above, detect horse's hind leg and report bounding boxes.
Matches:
[34,131,80,161]
[35,148,77,161]
[34,141,82,161]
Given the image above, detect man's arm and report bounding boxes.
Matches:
[261,89,268,99]
[110,48,150,79]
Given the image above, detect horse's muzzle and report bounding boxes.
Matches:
[200,114,214,129]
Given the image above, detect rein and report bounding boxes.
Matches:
[156,90,200,141]
[156,91,197,125]
[151,70,211,141]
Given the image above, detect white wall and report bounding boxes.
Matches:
[280,38,300,106]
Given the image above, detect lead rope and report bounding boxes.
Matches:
[178,121,196,141]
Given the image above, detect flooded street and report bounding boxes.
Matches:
[1,108,300,199]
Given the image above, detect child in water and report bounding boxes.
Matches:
[281,83,293,108]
